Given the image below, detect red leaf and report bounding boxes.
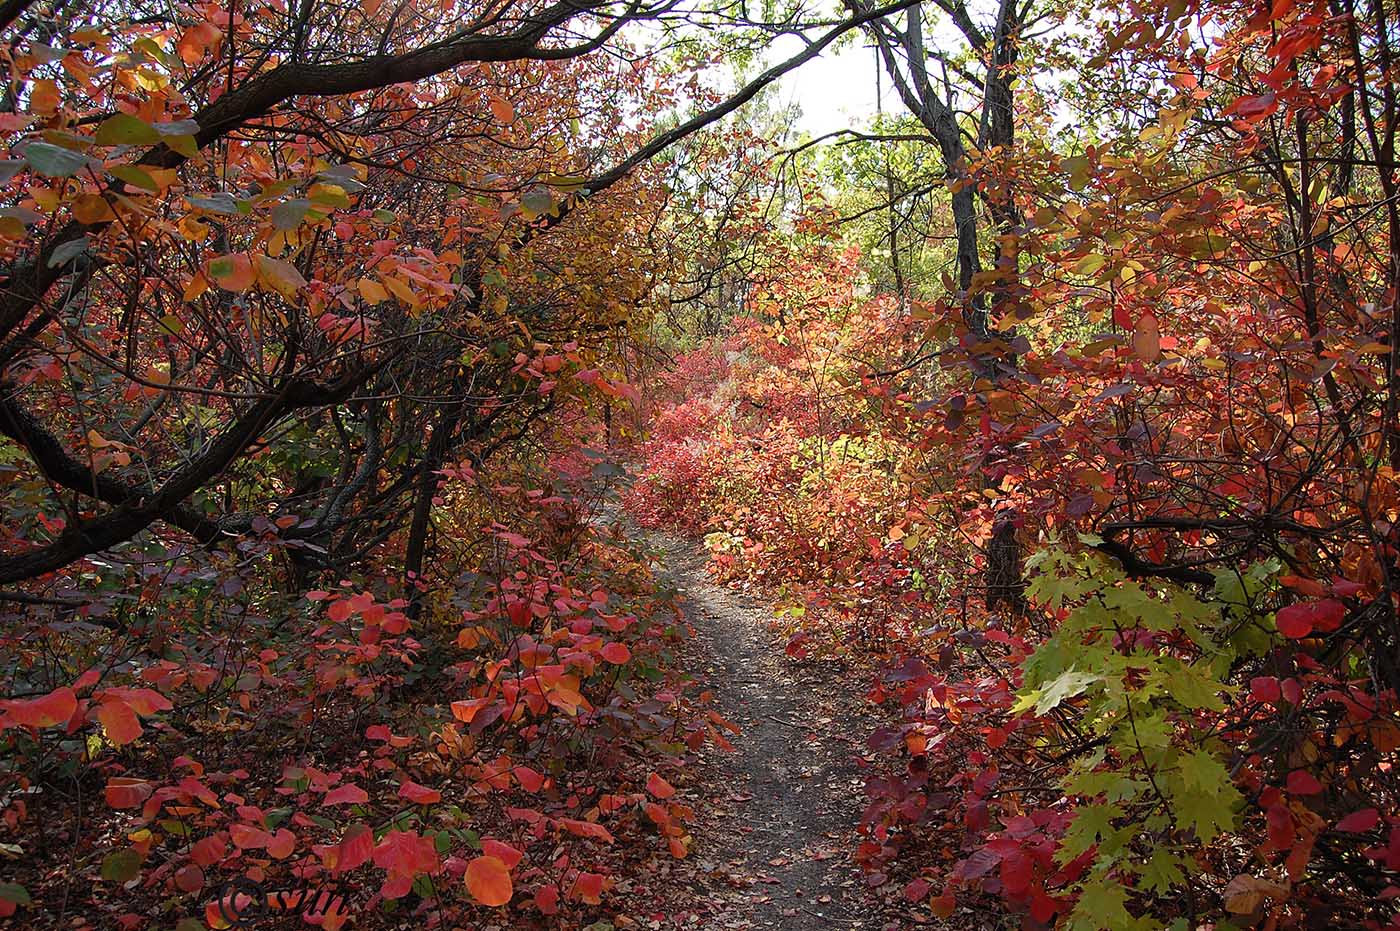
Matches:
[1250,676,1282,703]
[267,828,296,859]
[513,765,545,793]
[1286,770,1324,795]
[571,871,606,905]
[1226,91,1279,122]
[190,835,227,867]
[1266,804,1295,848]
[373,830,439,881]
[534,883,559,914]
[323,823,374,874]
[230,824,273,849]
[323,784,369,806]
[1277,599,1345,638]
[105,778,155,809]
[398,781,441,805]
[507,601,532,626]
[481,838,523,869]
[1335,808,1380,833]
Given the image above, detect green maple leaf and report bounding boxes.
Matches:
[1015,668,1102,715]
[1059,801,1123,863]
[1067,875,1137,931]
[1137,848,1187,894]
[1176,748,1230,793]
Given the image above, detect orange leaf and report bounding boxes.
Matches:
[465,855,512,907]
[103,687,172,716]
[488,95,515,124]
[29,78,60,115]
[646,773,675,799]
[1,686,76,729]
[357,277,389,304]
[96,698,142,745]
[206,254,255,292]
[600,642,630,664]
[451,697,492,723]
[1132,314,1161,362]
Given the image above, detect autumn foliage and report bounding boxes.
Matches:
[4,0,1400,926]
[629,0,1400,926]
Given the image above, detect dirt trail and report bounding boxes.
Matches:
[628,519,903,930]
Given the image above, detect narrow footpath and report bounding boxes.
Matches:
[620,516,909,930]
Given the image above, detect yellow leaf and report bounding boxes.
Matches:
[72,194,115,224]
[357,277,389,304]
[254,254,307,298]
[382,275,417,307]
[183,273,209,302]
[178,215,209,242]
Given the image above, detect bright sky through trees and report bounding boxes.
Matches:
[773,36,888,137]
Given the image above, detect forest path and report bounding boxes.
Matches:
[613,510,904,930]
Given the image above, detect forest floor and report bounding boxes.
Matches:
[605,505,935,930]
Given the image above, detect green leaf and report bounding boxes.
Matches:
[1072,253,1107,276]
[1017,668,1100,715]
[1176,748,1230,794]
[0,160,24,184]
[109,164,158,191]
[1138,848,1187,893]
[188,193,239,215]
[100,848,142,882]
[95,113,160,146]
[23,141,89,177]
[163,134,198,158]
[1067,876,1133,931]
[1058,802,1123,863]
[521,187,554,220]
[1153,659,1226,711]
[0,882,30,906]
[271,198,310,230]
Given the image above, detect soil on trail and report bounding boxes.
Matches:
[626,518,910,930]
